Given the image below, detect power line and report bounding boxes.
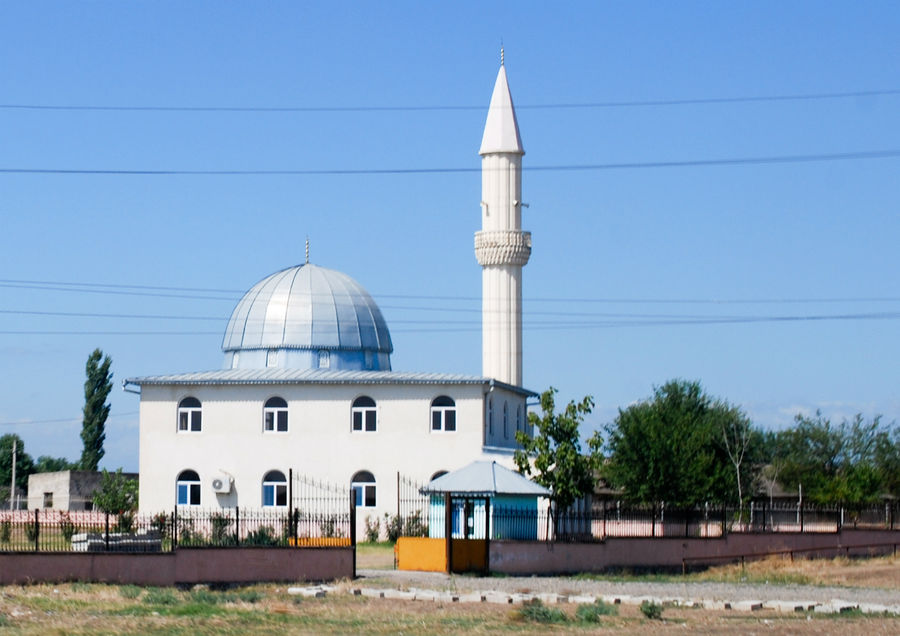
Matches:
[1,88,897,113]
[0,411,139,427]
[2,149,898,177]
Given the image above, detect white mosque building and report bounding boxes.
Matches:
[126,57,535,523]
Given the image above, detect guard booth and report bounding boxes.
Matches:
[395,461,549,574]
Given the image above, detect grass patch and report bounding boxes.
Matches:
[640,600,664,620]
[119,584,142,599]
[575,599,618,623]
[143,587,180,605]
[517,599,568,624]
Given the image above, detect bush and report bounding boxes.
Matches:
[150,513,169,540]
[403,510,428,537]
[210,513,235,545]
[58,511,77,541]
[114,511,135,534]
[518,599,567,624]
[24,521,38,543]
[0,520,10,543]
[319,517,343,539]
[384,513,403,542]
[364,515,381,542]
[244,525,278,546]
[640,600,663,620]
[576,599,618,623]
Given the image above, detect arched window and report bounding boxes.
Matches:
[351,396,377,432]
[176,470,201,506]
[503,401,509,439]
[262,470,287,507]
[263,396,288,433]
[266,349,278,367]
[430,396,456,432]
[516,404,523,433]
[488,398,494,436]
[351,470,376,507]
[177,397,202,433]
[317,349,330,369]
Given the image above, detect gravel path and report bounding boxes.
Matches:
[356,568,900,608]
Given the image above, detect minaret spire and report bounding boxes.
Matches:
[475,58,531,387]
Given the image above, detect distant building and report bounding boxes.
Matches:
[125,55,537,528]
[26,470,138,511]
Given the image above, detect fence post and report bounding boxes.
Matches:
[235,506,240,546]
[350,488,357,579]
[684,507,690,538]
[799,499,804,533]
[34,508,40,551]
[721,504,726,536]
[651,505,656,538]
[172,508,178,550]
[104,512,110,550]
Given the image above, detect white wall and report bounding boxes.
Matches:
[138,381,527,527]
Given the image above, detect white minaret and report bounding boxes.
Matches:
[475,51,531,387]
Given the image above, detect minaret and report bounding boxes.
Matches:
[475,50,531,387]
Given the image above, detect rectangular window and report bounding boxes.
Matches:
[177,483,189,505]
[179,412,189,431]
[277,411,288,432]
[364,485,376,507]
[445,410,456,431]
[43,492,53,508]
[432,411,442,431]
[353,485,377,507]
[178,483,200,506]
[365,410,376,432]
[191,412,201,432]
[352,411,363,431]
[264,411,275,432]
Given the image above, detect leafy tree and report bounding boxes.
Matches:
[80,348,113,471]
[92,468,138,515]
[514,387,602,511]
[603,379,755,506]
[34,456,76,473]
[779,411,888,505]
[0,434,35,501]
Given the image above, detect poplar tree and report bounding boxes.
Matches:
[80,349,113,471]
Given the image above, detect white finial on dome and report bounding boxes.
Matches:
[500,46,504,66]
[305,236,309,264]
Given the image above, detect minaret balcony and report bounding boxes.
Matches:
[474,230,532,267]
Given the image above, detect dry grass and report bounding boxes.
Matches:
[695,553,900,588]
[0,579,899,635]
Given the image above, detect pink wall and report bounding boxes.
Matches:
[0,548,353,586]
[489,530,900,575]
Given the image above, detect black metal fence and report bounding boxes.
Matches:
[489,500,900,541]
[0,506,353,553]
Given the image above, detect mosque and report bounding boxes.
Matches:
[126,56,536,525]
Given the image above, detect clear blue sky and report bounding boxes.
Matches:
[1,2,898,471]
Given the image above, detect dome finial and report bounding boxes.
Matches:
[500,45,504,66]
[305,236,310,264]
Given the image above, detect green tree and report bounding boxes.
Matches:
[0,434,35,502]
[513,387,602,511]
[80,348,113,471]
[779,411,887,505]
[34,456,76,473]
[603,379,755,506]
[92,468,138,515]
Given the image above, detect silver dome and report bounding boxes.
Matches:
[222,264,393,371]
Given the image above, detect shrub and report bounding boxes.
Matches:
[210,513,235,545]
[244,525,278,546]
[384,513,403,541]
[24,521,38,543]
[58,511,77,541]
[0,520,11,543]
[576,599,618,623]
[319,517,343,539]
[119,585,142,599]
[150,513,169,540]
[518,599,567,624]
[364,515,381,542]
[640,600,663,620]
[403,510,428,537]
[144,588,179,605]
[114,511,135,534]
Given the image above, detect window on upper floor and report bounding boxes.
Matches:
[351,396,377,432]
[503,401,509,439]
[176,469,201,506]
[262,470,288,507]
[351,470,376,508]
[430,396,456,432]
[318,349,330,369]
[487,398,494,437]
[516,404,523,435]
[177,397,202,433]
[263,396,288,433]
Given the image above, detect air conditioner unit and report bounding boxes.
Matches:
[211,474,233,494]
